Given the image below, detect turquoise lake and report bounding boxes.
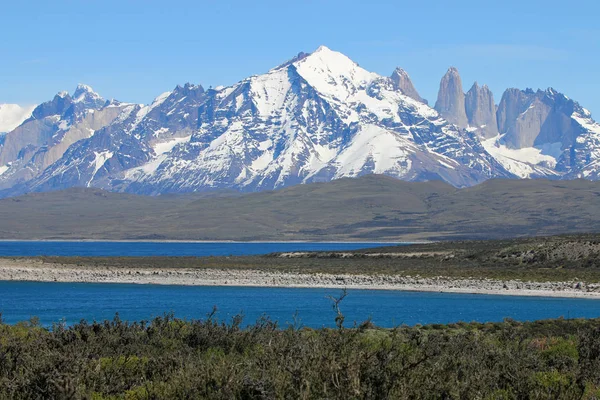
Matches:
[1,282,599,328]
[0,241,598,328]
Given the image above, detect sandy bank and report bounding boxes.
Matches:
[1,259,600,299]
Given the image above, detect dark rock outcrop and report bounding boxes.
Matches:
[390,68,427,104]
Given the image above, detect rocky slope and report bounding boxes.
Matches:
[0,85,130,189]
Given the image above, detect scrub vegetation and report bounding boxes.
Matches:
[2,308,600,399]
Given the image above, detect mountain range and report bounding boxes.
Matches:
[1,45,599,197]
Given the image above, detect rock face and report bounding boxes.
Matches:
[465,83,498,139]
[0,86,129,189]
[435,67,468,128]
[496,88,580,149]
[479,87,600,179]
[390,68,427,104]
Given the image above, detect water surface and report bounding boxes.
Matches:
[0,241,399,257]
[1,281,598,328]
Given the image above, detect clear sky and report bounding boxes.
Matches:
[1,0,599,115]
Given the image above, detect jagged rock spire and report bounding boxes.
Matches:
[390,68,427,104]
[435,67,468,128]
[465,82,499,138]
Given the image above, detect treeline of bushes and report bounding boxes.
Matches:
[2,310,600,399]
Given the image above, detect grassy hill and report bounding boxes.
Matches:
[1,175,600,241]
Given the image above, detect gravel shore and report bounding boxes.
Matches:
[1,258,600,299]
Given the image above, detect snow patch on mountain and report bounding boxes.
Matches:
[334,125,414,177]
[294,46,378,103]
[86,151,114,187]
[482,135,561,178]
[73,84,102,104]
[153,135,192,155]
[572,111,600,136]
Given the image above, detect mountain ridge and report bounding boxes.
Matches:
[1,45,599,197]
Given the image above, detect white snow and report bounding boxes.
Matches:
[125,44,476,191]
[482,135,561,178]
[335,125,413,177]
[0,104,36,133]
[58,120,70,131]
[153,135,192,156]
[124,136,193,179]
[86,151,113,187]
[293,46,378,102]
[73,84,103,104]
[0,165,8,176]
[249,69,292,116]
[572,111,600,135]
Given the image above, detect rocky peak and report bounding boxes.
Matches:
[286,45,377,103]
[434,67,468,128]
[390,68,427,104]
[275,51,311,70]
[72,84,105,109]
[31,92,74,120]
[496,87,584,149]
[173,83,205,97]
[465,82,499,138]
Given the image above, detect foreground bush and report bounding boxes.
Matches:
[2,311,600,399]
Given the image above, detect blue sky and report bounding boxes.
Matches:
[1,0,599,115]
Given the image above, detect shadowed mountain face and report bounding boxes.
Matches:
[465,83,498,139]
[1,175,600,241]
[0,46,600,198]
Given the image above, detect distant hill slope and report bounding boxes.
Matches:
[1,175,600,241]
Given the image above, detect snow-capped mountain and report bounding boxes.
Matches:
[0,85,129,189]
[0,104,36,134]
[12,46,512,196]
[1,45,600,197]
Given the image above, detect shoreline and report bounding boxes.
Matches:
[1,259,600,299]
[0,239,414,244]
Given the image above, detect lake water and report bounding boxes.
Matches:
[1,281,598,328]
[1,241,599,328]
[0,241,399,257]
